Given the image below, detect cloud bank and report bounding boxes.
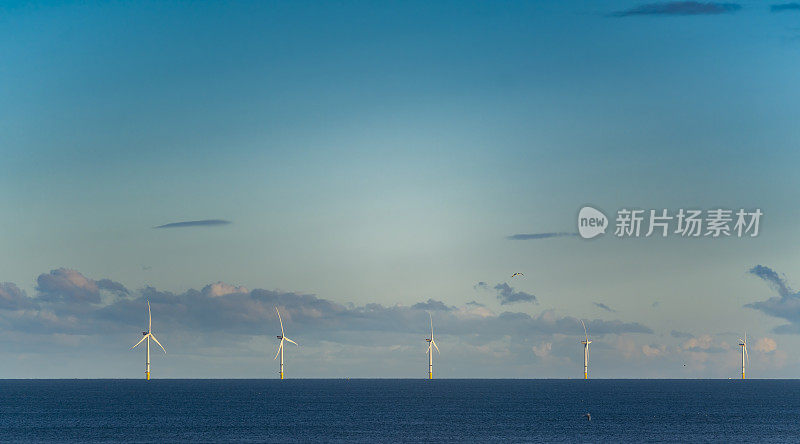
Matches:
[0,269,651,344]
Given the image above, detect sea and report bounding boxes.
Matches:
[2,379,799,442]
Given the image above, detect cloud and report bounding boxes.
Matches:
[771,3,800,12]
[642,344,665,357]
[153,219,231,229]
[679,334,729,353]
[97,279,130,296]
[507,232,576,240]
[411,299,452,311]
[671,330,694,338]
[202,282,248,297]
[613,1,742,16]
[593,302,616,313]
[532,342,552,358]
[0,283,38,310]
[753,337,777,353]
[746,265,800,333]
[36,268,128,304]
[493,283,537,305]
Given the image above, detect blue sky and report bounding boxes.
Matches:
[1,1,800,378]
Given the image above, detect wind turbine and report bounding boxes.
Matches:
[738,332,749,379]
[580,319,592,380]
[425,313,440,379]
[274,307,298,379]
[131,300,166,380]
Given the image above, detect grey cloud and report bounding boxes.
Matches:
[153,219,231,229]
[97,279,130,296]
[614,1,742,16]
[671,330,694,338]
[594,302,616,313]
[771,3,800,12]
[35,269,129,305]
[746,265,800,333]
[36,268,104,304]
[0,283,38,310]
[466,300,485,307]
[494,282,537,305]
[507,232,576,240]
[411,299,452,311]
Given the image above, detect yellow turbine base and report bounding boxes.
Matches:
[742,372,745,380]
[429,372,432,380]
[584,372,588,380]
[280,372,284,380]
[146,372,150,380]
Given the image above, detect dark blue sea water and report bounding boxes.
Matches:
[2,379,799,442]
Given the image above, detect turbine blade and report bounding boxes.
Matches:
[432,340,440,354]
[274,339,283,360]
[744,344,749,364]
[150,334,167,353]
[284,337,299,346]
[131,333,149,350]
[581,319,588,342]
[148,300,152,333]
[275,307,284,336]
[429,313,434,340]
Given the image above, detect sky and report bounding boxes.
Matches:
[1,0,800,378]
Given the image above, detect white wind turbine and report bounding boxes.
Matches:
[425,313,440,379]
[131,300,166,380]
[274,307,298,379]
[738,332,750,379]
[580,320,592,380]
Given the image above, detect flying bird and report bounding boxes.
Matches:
[511,272,524,278]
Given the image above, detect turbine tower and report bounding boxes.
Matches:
[274,307,298,379]
[131,300,166,380]
[425,313,440,379]
[580,320,591,380]
[738,332,749,379]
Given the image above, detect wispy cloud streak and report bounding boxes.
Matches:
[154,219,231,229]
[771,3,800,12]
[613,1,741,16]
[594,302,616,313]
[507,232,576,240]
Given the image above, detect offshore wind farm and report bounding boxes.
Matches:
[4,0,800,441]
